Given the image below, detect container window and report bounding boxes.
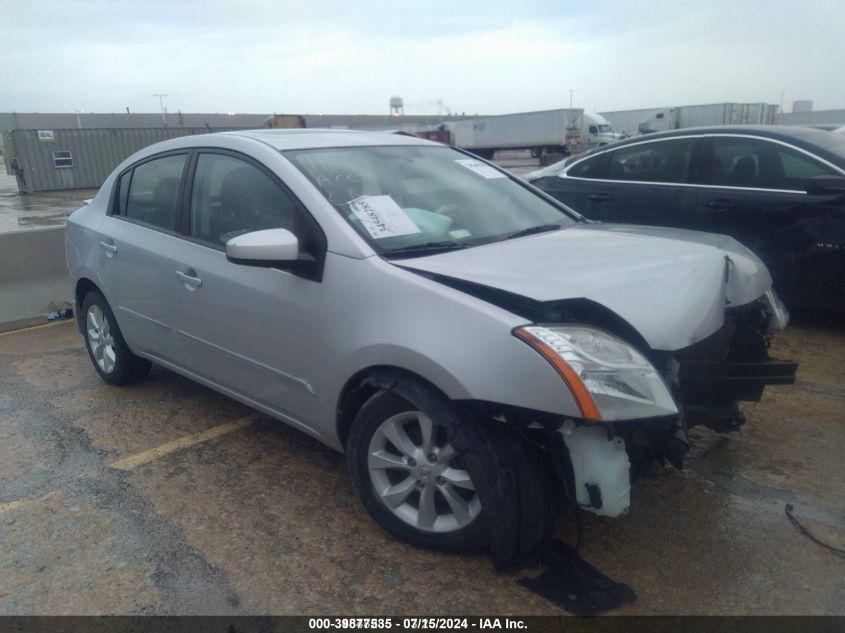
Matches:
[52,151,73,169]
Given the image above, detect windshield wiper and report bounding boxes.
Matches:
[383,240,469,258]
[503,224,562,240]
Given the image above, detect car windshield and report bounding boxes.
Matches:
[286,145,575,255]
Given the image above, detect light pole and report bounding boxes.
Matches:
[72,110,82,129]
[153,94,169,126]
[569,89,573,109]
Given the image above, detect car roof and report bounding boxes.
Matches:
[217,128,437,150]
[592,125,845,166]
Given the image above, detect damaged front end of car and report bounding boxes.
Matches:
[670,289,796,432]
[399,226,798,520]
[453,283,797,520]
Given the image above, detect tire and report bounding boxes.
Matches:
[347,388,488,553]
[347,379,555,563]
[81,290,151,386]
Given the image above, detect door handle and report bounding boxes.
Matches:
[98,240,118,255]
[176,270,203,289]
[587,193,613,202]
[702,199,734,210]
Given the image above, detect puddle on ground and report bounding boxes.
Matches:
[0,170,96,234]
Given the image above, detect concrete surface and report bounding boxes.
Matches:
[492,152,541,177]
[0,319,842,615]
[0,164,89,331]
[0,228,72,332]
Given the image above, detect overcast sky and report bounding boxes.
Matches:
[2,0,843,116]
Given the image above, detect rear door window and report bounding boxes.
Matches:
[123,154,187,231]
[608,139,695,184]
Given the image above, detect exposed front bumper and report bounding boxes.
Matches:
[678,358,798,401]
[666,291,798,433]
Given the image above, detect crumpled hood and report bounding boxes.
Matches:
[398,223,773,351]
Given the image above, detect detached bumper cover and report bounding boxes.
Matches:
[678,358,798,400]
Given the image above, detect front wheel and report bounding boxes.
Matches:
[347,389,488,553]
[81,291,151,385]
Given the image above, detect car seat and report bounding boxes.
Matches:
[728,155,757,185]
[152,177,180,229]
[212,166,293,242]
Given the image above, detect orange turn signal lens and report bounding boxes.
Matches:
[514,328,602,421]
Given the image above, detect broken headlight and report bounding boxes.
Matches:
[762,289,789,332]
[515,325,678,421]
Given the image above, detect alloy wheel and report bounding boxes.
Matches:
[86,304,116,374]
[367,411,481,533]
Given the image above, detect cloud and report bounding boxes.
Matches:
[1,0,843,115]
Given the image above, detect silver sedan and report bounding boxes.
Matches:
[66,130,794,563]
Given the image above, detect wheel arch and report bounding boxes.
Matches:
[335,365,455,451]
[74,277,104,334]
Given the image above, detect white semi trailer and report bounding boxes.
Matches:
[638,103,779,134]
[437,108,620,158]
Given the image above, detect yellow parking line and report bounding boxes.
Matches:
[0,319,75,337]
[0,415,258,513]
[0,491,60,515]
[108,414,259,471]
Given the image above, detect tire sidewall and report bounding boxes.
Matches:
[347,387,489,554]
[80,291,145,385]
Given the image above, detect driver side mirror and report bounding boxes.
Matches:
[805,175,845,196]
[226,228,299,266]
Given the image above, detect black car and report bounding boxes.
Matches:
[528,126,845,312]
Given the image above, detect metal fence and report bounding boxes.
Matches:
[3,127,237,194]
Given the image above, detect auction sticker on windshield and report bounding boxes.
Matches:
[349,196,422,239]
[455,159,506,179]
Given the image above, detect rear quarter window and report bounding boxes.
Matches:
[117,171,131,215]
[567,154,605,179]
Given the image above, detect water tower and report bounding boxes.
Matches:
[390,96,404,117]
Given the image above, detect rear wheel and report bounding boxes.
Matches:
[81,291,151,385]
